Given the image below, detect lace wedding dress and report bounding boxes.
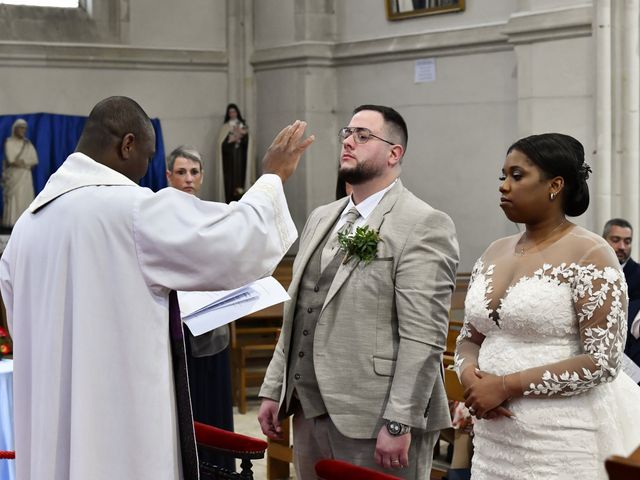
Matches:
[456,226,640,479]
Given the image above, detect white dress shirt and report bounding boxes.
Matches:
[321,180,397,270]
[331,179,398,235]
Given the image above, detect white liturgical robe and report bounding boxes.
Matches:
[0,152,297,480]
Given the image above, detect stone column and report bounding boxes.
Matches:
[252,0,338,240]
[226,0,259,186]
[594,0,639,245]
[619,0,639,244]
[594,0,612,232]
[503,5,594,227]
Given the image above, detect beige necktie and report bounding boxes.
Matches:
[321,207,360,272]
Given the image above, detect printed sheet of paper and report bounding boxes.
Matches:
[178,276,289,336]
[415,58,436,83]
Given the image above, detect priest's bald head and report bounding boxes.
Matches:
[76,96,156,182]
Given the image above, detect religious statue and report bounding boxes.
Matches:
[216,103,254,202]
[3,119,38,227]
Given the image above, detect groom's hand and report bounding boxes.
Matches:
[257,398,283,440]
[375,427,410,470]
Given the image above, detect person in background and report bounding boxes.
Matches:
[602,218,640,370]
[166,145,234,470]
[602,218,640,301]
[166,145,204,196]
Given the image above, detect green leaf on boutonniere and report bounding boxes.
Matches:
[337,225,381,265]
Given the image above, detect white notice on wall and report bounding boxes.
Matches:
[415,58,436,83]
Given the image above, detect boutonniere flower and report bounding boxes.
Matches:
[338,225,381,265]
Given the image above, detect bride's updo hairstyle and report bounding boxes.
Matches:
[507,133,591,217]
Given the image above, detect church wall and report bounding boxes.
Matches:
[252,0,595,269]
[0,0,598,269]
[254,0,296,49]
[335,0,516,43]
[0,0,228,202]
[335,50,519,270]
[128,0,227,50]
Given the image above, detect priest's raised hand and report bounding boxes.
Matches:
[262,120,315,183]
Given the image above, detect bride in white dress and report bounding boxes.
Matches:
[455,133,640,479]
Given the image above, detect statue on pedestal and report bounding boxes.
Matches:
[216,104,254,202]
[3,119,38,227]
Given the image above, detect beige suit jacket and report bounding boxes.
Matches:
[260,180,459,438]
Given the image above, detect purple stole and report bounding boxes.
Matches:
[169,290,199,479]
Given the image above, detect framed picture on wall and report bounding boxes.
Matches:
[385,0,465,20]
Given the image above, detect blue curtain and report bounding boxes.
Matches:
[0,113,167,214]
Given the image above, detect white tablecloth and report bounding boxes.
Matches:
[0,359,15,480]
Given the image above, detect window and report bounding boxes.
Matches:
[0,0,125,43]
[0,0,78,7]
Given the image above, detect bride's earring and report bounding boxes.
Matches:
[550,192,557,201]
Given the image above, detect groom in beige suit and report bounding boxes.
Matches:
[258,105,459,479]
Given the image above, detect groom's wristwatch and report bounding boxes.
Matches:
[385,420,411,436]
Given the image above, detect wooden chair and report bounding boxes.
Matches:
[315,459,402,479]
[0,424,267,480]
[196,421,267,479]
[230,313,282,414]
[442,354,465,402]
[605,445,640,479]
[230,258,293,414]
[267,415,293,480]
[432,274,469,479]
[449,273,470,323]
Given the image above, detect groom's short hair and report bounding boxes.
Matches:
[353,104,408,151]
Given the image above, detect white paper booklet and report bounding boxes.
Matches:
[178,276,289,336]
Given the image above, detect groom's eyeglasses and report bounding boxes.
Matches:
[338,127,395,146]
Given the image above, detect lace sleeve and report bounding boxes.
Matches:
[513,243,628,398]
[455,259,486,379]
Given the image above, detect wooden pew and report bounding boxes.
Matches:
[267,416,293,480]
[230,302,284,414]
[230,257,293,414]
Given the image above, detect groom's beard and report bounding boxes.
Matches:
[338,161,382,185]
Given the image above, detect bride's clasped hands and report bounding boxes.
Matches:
[462,367,515,420]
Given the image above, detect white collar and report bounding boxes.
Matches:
[341,179,397,221]
[29,152,137,213]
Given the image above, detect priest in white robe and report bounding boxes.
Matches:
[0,96,313,480]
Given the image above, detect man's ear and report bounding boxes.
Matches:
[388,144,404,167]
[120,133,136,159]
[166,170,172,182]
